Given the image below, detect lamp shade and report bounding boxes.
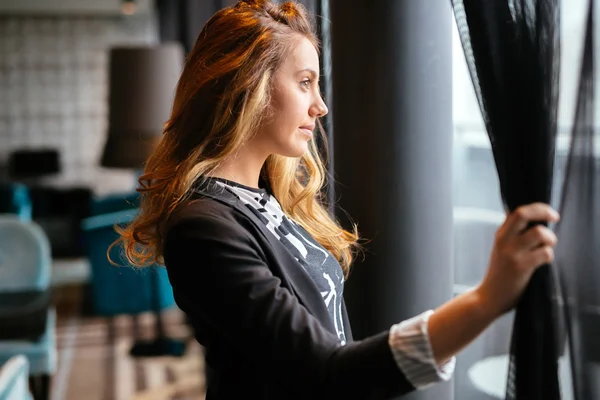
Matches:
[101,43,184,169]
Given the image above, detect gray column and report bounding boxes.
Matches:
[329,1,454,399]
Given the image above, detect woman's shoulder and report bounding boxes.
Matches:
[163,195,256,240]
[167,197,237,227]
[161,196,266,261]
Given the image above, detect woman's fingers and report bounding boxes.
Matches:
[479,202,561,317]
[501,203,560,238]
[522,245,555,270]
[518,224,558,251]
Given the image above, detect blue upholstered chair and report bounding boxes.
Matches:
[81,192,185,357]
[0,215,57,400]
[0,183,32,221]
[81,192,176,316]
[0,355,34,400]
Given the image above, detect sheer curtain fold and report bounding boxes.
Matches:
[451,0,561,399]
[453,0,599,399]
[554,0,597,399]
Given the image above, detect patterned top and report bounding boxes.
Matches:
[212,178,347,345]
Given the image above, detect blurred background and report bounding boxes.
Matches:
[0,0,595,399]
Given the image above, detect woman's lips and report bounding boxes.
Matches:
[299,125,315,137]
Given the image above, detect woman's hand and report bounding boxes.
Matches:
[476,202,560,318]
[428,202,560,365]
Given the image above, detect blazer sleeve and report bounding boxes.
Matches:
[162,202,416,399]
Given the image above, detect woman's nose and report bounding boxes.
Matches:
[312,96,328,118]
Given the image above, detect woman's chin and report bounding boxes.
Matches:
[294,146,309,158]
[279,143,309,158]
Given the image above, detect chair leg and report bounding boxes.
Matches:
[39,374,51,400]
[28,376,39,399]
[28,374,51,400]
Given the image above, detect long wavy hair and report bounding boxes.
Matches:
[115,0,360,277]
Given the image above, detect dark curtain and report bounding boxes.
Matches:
[155,0,235,54]
[313,0,335,211]
[554,1,597,399]
[450,1,561,399]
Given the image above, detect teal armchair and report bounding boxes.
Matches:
[0,356,34,400]
[81,192,175,316]
[81,193,185,357]
[0,215,56,400]
[0,183,32,221]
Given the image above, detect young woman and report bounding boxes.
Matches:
[116,1,560,398]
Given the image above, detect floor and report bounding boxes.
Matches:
[50,284,206,400]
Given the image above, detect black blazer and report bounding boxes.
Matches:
[162,180,415,399]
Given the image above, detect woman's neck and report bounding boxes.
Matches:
[208,151,266,189]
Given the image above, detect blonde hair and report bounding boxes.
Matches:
[115,0,360,277]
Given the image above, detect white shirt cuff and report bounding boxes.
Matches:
[388,310,456,390]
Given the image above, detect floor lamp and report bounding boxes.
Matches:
[101,43,187,357]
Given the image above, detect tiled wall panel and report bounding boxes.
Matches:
[0,14,157,195]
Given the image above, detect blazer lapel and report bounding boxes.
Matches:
[191,182,337,335]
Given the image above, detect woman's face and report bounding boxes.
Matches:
[255,36,328,158]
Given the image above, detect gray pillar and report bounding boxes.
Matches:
[330,1,454,399]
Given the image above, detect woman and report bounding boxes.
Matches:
[116,0,560,398]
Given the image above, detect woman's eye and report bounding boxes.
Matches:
[300,79,313,88]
